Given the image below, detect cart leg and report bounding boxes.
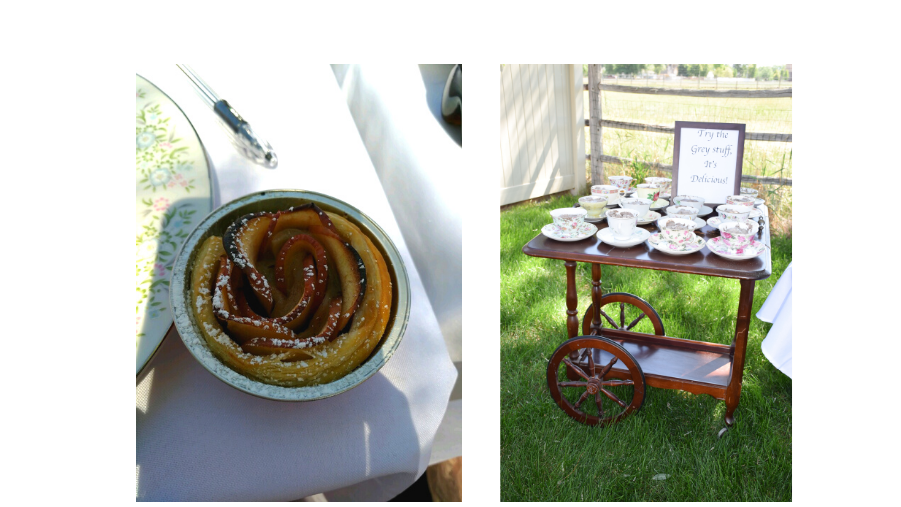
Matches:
[724,279,755,427]
[564,261,581,380]
[565,261,579,339]
[589,264,603,335]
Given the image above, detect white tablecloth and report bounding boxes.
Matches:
[136,64,457,501]
[757,262,792,378]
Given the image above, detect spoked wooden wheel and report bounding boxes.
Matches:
[547,336,646,426]
[582,292,665,336]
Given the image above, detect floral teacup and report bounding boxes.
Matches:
[725,195,756,207]
[550,207,587,234]
[591,185,621,205]
[608,175,634,190]
[740,187,758,198]
[578,195,609,218]
[717,220,759,251]
[716,204,754,222]
[659,217,699,245]
[645,177,672,195]
[665,205,699,221]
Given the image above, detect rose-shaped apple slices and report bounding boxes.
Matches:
[217,204,366,359]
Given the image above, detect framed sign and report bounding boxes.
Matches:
[671,121,746,203]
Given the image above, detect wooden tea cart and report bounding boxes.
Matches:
[522,204,771,431]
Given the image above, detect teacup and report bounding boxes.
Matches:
[740,187,758,198]
[665,205,699,221]
[671,195,705,212]
[657,215,700,233]
[634,183,662,201]
[658,217,697,244]
[578,195,609,218]
[591,185,621,205]
[608,175,634,190]
[717,220,760,251]
[618,197,653,221]
[726,195,756,207]
[645,177,672,195]
[716,204,754,222]
[550,207,587,234]
[606,208,639,240]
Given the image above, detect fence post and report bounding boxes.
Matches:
[588,64,604,187]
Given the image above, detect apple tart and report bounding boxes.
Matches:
[190,203,392,387]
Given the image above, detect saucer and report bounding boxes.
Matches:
[584,215,606,223]
[597,227,650,248]
[648,232,705,255]
[637,211,661,225]
[697,205,714,216]
[542,222,597,242]
[706,237,766,260]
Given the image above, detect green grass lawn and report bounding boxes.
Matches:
[500,194,792,501]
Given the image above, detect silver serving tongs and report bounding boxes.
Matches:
[177,64,278,168]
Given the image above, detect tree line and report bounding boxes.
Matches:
[585,64,790,81]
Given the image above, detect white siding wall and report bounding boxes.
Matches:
[500,64,585,205]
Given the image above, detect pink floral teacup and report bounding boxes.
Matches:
[608,175,634,190]
[659,217,697,244]
[717,220,759,251]
[550,208,587,234]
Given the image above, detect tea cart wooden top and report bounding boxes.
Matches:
[522,204,771,281]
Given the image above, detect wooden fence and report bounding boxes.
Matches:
[585,66,792,187]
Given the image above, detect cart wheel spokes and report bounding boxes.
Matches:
[548,336,646,426]
[582,292,666,336]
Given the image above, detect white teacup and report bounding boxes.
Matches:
[578,195,609,218]
[608,175,634,190]
[740,187,758,198]
[717,220,759,251]
[634,183,662,201]
[671,195,705,212]
[550,207,587,234]
[591,185,621,205]
[606,208,639,240]
[618,197,653,221]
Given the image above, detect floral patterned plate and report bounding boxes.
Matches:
[542,222,598,241]
[706,237,766,260]
[136,74,212,375]
[648,232,705,255]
